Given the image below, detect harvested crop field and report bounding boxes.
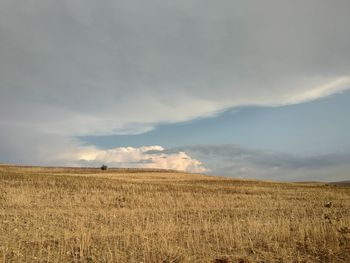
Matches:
[0,165,349,262]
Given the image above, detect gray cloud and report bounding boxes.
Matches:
[1,0,350,136]
[1,1,350,174]
[0,123,83,166]
[162,145,350,182]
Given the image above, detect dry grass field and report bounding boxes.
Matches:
[0,165,349,263]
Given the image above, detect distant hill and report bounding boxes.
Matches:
[329,180,350,186]
[0,164,181,173]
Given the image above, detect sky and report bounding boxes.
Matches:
[0,0,350,181]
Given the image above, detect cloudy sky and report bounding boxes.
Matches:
[1,0,350,181]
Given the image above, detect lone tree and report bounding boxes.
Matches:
[100,164,108,171]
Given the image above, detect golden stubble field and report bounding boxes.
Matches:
[0,165,349,263]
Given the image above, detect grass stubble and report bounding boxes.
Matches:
[0,165,349,262]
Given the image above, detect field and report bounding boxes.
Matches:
[0,165,349,262]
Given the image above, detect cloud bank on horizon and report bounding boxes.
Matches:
[0,1,350,180]
[78,145,207,173]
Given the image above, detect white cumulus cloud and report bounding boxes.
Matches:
[77,145,207,173]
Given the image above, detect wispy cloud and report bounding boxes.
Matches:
[285,77,350,105]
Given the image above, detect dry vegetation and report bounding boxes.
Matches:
[0,165,349,263]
